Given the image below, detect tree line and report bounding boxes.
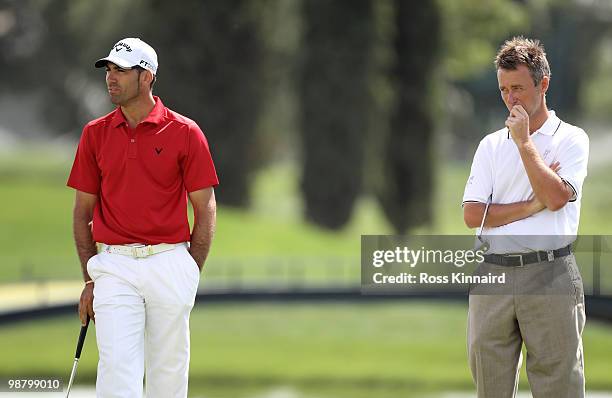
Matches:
[2,0,602,232]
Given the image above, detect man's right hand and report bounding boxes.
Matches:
[79,283,95,326]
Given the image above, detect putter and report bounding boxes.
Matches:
[476,194,492,253]
[66,315,90,398]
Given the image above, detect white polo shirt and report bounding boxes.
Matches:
[463,110,589,253]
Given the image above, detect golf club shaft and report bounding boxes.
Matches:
[65,359,79,397]
[66,315,90,397]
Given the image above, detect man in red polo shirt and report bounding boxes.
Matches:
[67,37,218,398]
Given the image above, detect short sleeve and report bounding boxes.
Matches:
[67,126,101,194]
[556,129,589,202]
[181,124,219,192]
[462,138,493,205]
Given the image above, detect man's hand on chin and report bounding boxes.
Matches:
[506,104,530,146]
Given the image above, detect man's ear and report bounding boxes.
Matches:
[540,75,550,95]
[140,70,153,86]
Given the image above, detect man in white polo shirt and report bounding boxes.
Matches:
[462,36,589,397]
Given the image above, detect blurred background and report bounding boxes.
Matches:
[1,0,611,397]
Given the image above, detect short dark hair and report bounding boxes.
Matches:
[134,66,156,89]
[495,36,550,86]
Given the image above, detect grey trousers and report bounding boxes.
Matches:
[468,254,586,398]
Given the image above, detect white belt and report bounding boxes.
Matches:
[98,243,186,258]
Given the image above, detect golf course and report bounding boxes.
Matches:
[1,147,611,397]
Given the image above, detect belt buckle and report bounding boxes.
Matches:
[506,254,524,267]
[131,244,149,258]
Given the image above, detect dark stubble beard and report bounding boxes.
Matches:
[110,75,141,106]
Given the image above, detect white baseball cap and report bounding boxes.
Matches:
[95,37,158,75]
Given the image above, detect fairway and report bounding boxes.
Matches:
[1,302,612,397]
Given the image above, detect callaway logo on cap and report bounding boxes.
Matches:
[95,37,158,75]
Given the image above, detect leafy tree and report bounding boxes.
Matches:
[298,0,373,229]
[142,0,265,207]
[376,0,441,233]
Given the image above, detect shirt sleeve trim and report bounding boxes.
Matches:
[561,178,578,202]
[461,200,485,208]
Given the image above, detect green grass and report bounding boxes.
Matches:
[0,302,611,397]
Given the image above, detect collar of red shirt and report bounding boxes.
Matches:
[110,96,166,128]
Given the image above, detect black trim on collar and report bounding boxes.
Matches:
[552,120,562,135]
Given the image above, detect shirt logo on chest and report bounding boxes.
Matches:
[155,147,163,155]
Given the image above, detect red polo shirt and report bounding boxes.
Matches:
[67,96,218,244]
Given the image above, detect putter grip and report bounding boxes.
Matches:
[75,316,90,359]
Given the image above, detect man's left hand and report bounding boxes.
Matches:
[506,105,530,145]
[189,250,203,272]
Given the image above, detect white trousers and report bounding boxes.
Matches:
[87,244,200,398]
